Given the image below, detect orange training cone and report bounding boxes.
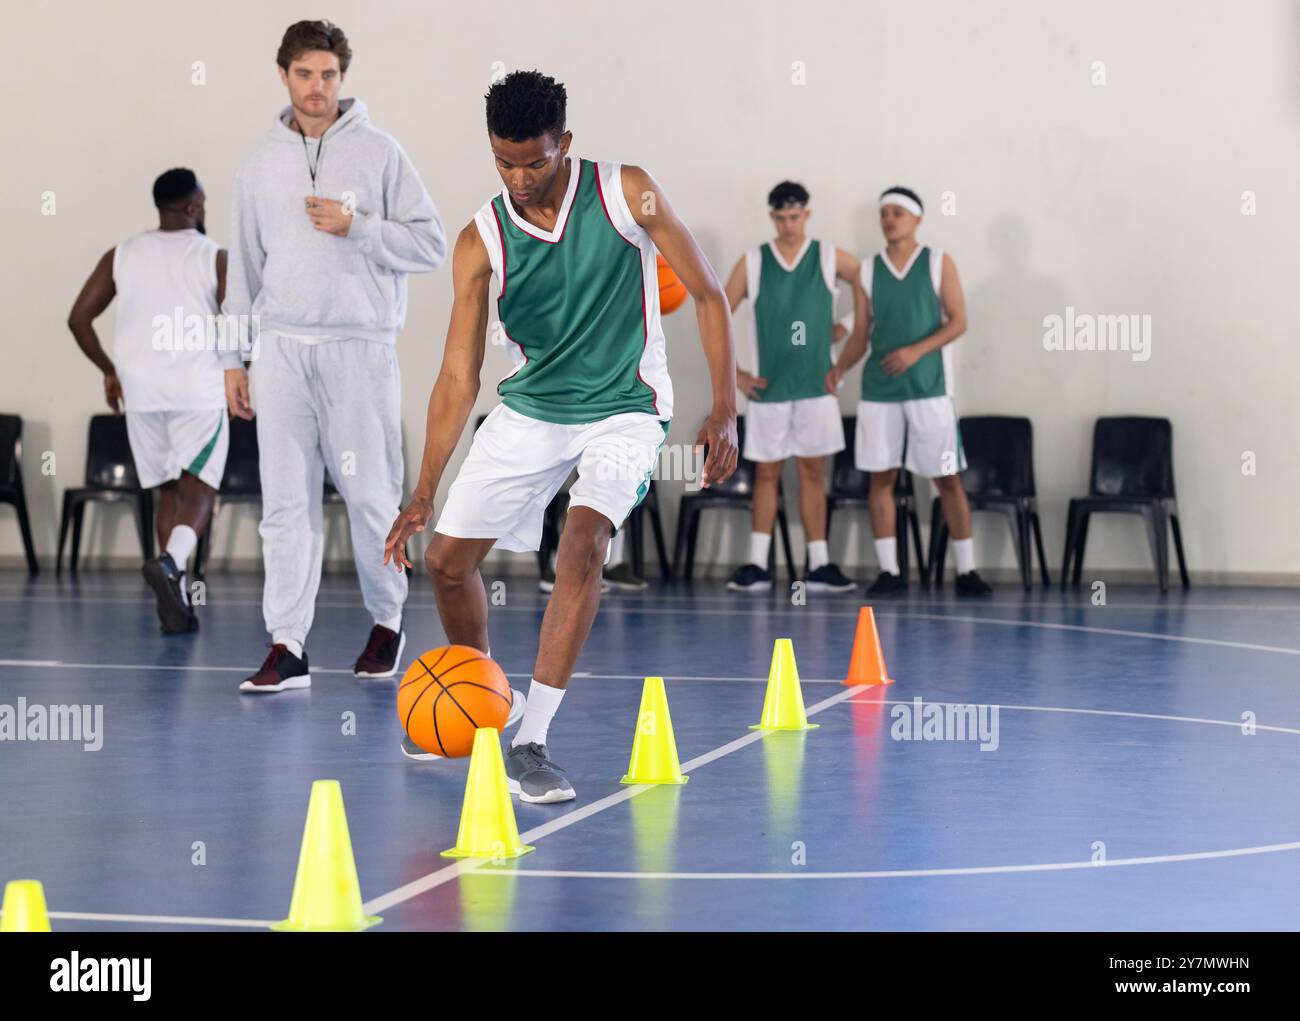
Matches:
[844,606,895,685]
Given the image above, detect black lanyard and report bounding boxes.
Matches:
[296,122,324,192]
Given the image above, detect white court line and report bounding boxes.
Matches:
[847,699,1300,737]
[360,684,865,915]
[47,910,274,928]
[0,660,841,684]
[473,840,1300,881]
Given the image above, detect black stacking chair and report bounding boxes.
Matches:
[193,415,259,579]
[825,416,926,584]
[1062,416,1188,593]
[57,414,152,573]
[927,416,1049,590]
[671,416,795,583]
[625,479,672,580]
[0,415,38,574]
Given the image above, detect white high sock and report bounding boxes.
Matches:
[375,614,402,633]
[165,524,197,568]
[512,679,565,748]
[874,537,899,576]
[807,539,829,571]
[750,531,772,567]
[952,537,975,575]
[165,525,197,604]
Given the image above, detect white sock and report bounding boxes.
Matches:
[750,531,772,567]
[607,529,626,565]
[807,539,829,571]
[952,537,975,575]
[275,637,304,659]
[166,524,197,569]
[874,537,899,576]
[512,679,565,748]
[375,614,402,633]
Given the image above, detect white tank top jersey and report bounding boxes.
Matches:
[111,229,226,412]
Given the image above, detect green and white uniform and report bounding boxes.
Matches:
[435,157,671,554]
[740,237,844,462]
[853,244,965,478]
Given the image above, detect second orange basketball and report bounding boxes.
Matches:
[396,645,512,757]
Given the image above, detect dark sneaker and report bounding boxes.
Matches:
[354,625,407,678]
[865,571,907,597]
[603,562,648,591]
[239,644,311,694]
[804,563,855,593]
[401,686,527,760]
[540,564,610,594]
[505,741,576,804]
[726,563,773,592]
[955,570,994,597]
[142,552,193,634]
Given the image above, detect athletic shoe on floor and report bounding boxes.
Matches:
[727,563,773,592]
[239,644,311,693]
[865,570,907,597]
[142,552,195,634]
[354,625,407,678]
[804,563,855,592]
[505,741,576,803]
[602,563,648,591]
[955,570,994,597]
[401,685,527,760]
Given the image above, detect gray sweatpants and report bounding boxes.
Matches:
[250,335,407,648]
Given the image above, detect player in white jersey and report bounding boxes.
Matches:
[68,168,231,634]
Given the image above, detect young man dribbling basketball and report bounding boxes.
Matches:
[384,71,739,804]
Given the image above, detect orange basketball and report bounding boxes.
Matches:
[397,645,512,757]
[657,253,688,314]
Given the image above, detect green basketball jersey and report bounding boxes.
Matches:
[860,245,950,402]
[745,238,837,403]
[476,157,673,425]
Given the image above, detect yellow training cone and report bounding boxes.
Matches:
[621,676,689,785]
[750,638,820,731]
[1,880,51,932]
[442,728,535,859]
[272,780,380,932]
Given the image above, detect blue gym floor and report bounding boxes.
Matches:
[1,568,1298,931]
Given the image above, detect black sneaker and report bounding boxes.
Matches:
[354,625,406,678]
[239,644,311,694]
[865,571,907,597]
[142,552,195,634]
[804,563,855,593]
[602,563,648,591]
[726,563,773,592]
[955,570,994,597]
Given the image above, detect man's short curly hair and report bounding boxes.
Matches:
[277,20,352,73]
[485,70,567,142]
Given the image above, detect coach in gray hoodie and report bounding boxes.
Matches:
[222,20,446,693]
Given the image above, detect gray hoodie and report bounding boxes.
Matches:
[221,98,445,365]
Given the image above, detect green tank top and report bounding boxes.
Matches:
[861,246,948,402]
[483,158,672,425]
[750,239,835,403]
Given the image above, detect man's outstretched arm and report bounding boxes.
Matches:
[621,164,738,488]
[383,222,492,570]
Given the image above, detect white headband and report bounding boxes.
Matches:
[879,192,922,217]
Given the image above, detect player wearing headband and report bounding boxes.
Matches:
[723,181,866,593]
[831,186,992,597]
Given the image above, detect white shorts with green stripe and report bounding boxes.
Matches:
[435,403,669,559]
[125,407,228,490]
[854,397,966,478]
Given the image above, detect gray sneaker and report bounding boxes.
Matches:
[400,685,527,761]
[504,741,576,804]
